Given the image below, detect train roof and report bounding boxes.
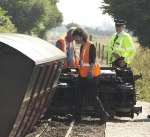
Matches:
[0,33,66,65]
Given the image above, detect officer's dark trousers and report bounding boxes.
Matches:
[74,77,108,121]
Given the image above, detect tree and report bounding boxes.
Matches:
[0,0,63,37]
[0,7,16,33]
[102,0,150,47]
[29,0,63,37]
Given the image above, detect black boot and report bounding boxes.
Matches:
[100,112,110,122]
[74,115,81,123]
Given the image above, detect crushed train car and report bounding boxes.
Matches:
[0,33,65,137]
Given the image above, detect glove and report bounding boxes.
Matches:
[118,59,126,68]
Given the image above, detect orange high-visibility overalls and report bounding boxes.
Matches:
[79,41,101,78]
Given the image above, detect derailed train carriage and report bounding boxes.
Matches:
[0,33,65,137]
[46,66,142,119]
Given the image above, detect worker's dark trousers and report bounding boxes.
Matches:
[74,77,109,121]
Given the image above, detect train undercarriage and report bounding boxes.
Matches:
[46,67,142,120]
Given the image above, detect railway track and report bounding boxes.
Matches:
[25,116,106,137]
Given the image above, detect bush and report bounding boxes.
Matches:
[0,0,62,37]
[131,47,150,102]
[0,7,16,33]
[102,0,150,48]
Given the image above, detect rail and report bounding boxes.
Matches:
[28,117,106,137]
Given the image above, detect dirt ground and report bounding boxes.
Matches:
[70,120,106,137]
[106,101,150,137]
[70,101,150,137]
[25,101,150,137]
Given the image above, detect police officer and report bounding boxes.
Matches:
[107,17,136,68]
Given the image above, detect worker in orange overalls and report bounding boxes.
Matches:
[56,38,66,52]
[56,28,79,68]
[72,28,109,122]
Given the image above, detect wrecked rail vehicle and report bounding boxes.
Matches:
[0,33,65,137]
[46,67,142,119]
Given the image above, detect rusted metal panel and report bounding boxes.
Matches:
[0,33,65,137]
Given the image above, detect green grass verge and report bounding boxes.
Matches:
[131,47,150,102]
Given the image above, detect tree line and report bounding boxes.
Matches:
[0,0,63,37]
[102,0,150,48]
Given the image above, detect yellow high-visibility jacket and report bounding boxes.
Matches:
[107,31,136,65]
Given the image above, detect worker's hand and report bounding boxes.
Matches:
[112,57,126,68]
[118,59,126,68]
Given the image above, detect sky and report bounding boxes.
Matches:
[57,0,114,30]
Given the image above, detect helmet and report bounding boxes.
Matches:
[72,27,88,42]
[114,17,126,25]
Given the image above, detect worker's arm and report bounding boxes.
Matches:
[87,44,96,78]
[122,34,136,64]
[89,44,96,65]
[79,45,84,66]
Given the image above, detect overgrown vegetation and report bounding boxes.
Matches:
[0,0,62,37]
[131,47,150,101]
[0,7,16,33]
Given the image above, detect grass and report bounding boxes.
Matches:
[131,47,150,102]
